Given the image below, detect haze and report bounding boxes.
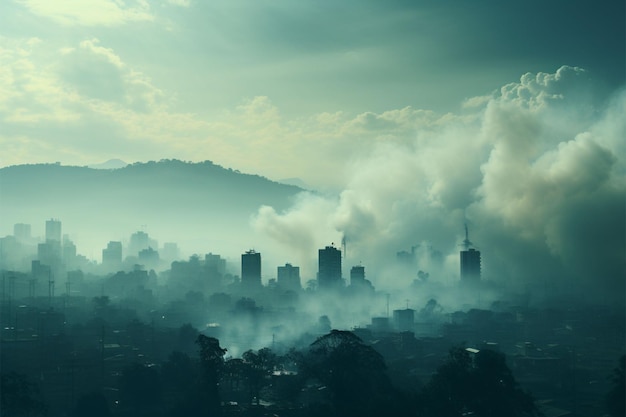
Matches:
[0,1,624,416]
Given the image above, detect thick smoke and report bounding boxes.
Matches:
[253,66,626,306]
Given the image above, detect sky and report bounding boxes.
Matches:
[0,0,624,189]
[1,0,625,303]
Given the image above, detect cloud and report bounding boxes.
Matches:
[167,0,191,6]
[252,66,626,305]
[15,0,154,26]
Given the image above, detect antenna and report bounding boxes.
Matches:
[461,223,474,251]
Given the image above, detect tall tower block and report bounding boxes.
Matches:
[241,250,262,287]
[460,225,481,282]
[45,219,62,243]
[318,245,342,289]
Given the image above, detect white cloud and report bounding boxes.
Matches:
[167,0,190,6]
[15,0,154,26]
[252,66,625,303]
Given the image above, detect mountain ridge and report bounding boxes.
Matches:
[0,160,304,258]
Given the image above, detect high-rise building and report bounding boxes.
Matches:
[38,242,61,267]
[205,253,226,276]
[45,219,62,242]
[102,241,123,267]
[318,245,342,289]
[460,248,481,282]
[129,231,152,256]
[161,242,180,262]
[350,265,365,286]
[393,308,415,332]
[241,250,261,287]
[459,225,481,282]
[277,263,300,291]
[62,236,77,269]
[13,223,31,242]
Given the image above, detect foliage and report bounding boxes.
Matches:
[301,330,400,417]
[118,363,162,416]
[0,372,47,417]
[71,391,110,417]
[196,334,227,416]
[420,346,539,417]
[242,347,277,405]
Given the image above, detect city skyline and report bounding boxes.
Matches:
[2,1,624,304]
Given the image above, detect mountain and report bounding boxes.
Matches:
[88,159,128,169]
[277,177,311,190]
[0,160,303,259]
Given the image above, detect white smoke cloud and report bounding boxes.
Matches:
[253,66,626,305]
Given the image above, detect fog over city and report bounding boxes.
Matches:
[0,1,624,416]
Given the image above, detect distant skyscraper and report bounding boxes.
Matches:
[38,242,60,267]
[277,263,301,291]
[460,249,481,282]
[45,219,62,242]
[350,265,365,286]
[62,236,77,269]
[459,225,481,282]
[205,253,226,275]
[241,250,261,287]
[161,242,180,262]
[138,247,159,266]
[129,231,150,256]
[102,241,123,267]
[318,245,342,289]
[13,223,31,242]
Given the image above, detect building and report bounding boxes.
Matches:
[129,231,154,256]
[62,236,77,269]
[241,250,261,287]
[161,242,180,262]
[45,219,62,243]
[102,241,123,267]
[393,308,415,332]
[13,223,31,242]
[318,245,342,289]
[138,247,159,266]
[350,265,365,286]
[205,253,226,276]
[277,263,301,291]
[37,242,61,268]
[460,225,481,282]
[460,248,481,282]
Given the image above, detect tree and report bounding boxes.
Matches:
[71,391,110,417]
[606,355,625,417]
[0,372,47,417]
[301,330,398,417]
[118,363,162,417]
[242,347,277,405]
[196,334,227,416]
[161,351,199,399]
[420,346,539,417]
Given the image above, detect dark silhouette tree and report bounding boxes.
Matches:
[71,391,110,417]
[420,346,539,417]
[606,355,625,417]
[118,362,162,417]
[161,351,199,406]
[242,347,277,405]
[0,372,47,417]
[301,330,399,417]
[469,349,537,417]
[222,357,247,403]
[196,334,227,416]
